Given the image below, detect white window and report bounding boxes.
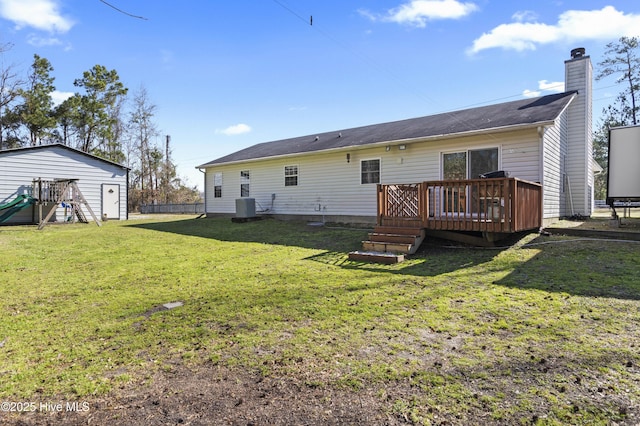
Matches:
[361,159,380,184]
[213,172,222,198]
[284,165,298,187]
[240,170,250,197]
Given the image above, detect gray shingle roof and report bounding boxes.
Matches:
[198,91,576,167]
[0,143,129,170]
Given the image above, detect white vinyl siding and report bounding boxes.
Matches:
[541,118,567,219]
[564,55,593,216]
[203,129,544,220]
[0,146,128,224]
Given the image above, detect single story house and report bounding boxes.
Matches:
[0,144,129,225]
[197,49,594,231]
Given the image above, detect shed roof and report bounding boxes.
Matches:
[198,91,577,168]
[0,143,130,170]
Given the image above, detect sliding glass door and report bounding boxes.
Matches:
[441,148,499,214]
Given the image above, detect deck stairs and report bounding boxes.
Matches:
[348,226,425,263]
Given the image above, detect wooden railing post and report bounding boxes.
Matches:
[377,184,383,226]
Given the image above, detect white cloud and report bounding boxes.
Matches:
[51,90,74,106]
[469,6,640,54]
[0,0,73,33]
[216,124,252,136]
[522,89,541,98]
[512,10,538,23]
[27,33,62,47]
[523,80,565,98]
[360,0,478,28]
[538,80,564,92]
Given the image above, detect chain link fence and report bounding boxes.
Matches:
[139,203,205,214]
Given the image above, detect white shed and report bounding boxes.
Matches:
[0,144,128,225]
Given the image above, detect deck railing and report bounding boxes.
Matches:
[377,178,542,233]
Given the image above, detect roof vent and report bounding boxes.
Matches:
[570,47,585,59]
[314,136,319,141]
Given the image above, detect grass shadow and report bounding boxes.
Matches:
[128,216,510,278]
[494,234,640,300]
[306,236,505,277]
[126,216,368,252]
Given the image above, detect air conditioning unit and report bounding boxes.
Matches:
[235,198,256,218]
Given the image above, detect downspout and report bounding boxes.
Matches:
[537,125,546,222]
[126,168,129,220]
[198,168,207,217]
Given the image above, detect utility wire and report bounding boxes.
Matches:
[269,0,445,112]
[270,0,309,26]
[271,0,616,143]
[98,0,148,20]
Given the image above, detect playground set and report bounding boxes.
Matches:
[0,178,101,229]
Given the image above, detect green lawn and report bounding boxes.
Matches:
[1,216,639,424]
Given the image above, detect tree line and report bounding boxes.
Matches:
[593,36,640,200]
[0,45,200,211]
[3,38,637,209]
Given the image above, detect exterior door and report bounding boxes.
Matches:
[102,184,120,219]
[442,148,499,214]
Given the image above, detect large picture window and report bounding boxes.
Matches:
[240,170,250,197]
[284,165,298,186]
[361,159,380,184]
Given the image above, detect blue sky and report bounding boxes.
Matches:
[1,0,639,189]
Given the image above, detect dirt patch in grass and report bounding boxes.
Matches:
[548,209,640,233]
[7,365,399,426]
[7,357,640,426]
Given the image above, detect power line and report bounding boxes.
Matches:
[271,0,620,139]
[269,0,445,110]
[270,0,310,26]
[98,0,148,20]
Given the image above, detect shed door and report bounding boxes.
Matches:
[102,184,120,219]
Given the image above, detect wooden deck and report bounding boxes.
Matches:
[377,177,542,234]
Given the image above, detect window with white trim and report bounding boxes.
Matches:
[213,172,222,198]
[284,165,298,186]
[240,170,250,197]
[361,159,380,184]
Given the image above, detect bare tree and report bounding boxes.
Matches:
[128,86,159,206]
